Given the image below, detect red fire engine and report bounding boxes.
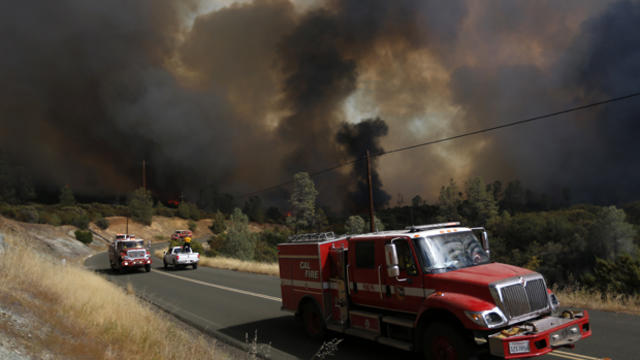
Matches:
[278,222,591,359]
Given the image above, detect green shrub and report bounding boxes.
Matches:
[58,206,90,229]
[40,212,61,226]
[209,211,226,234]
[254,238,278,262]
[188,220,197,232]
[155,202,175,217]
[254,229,290,262]
[71,212,90,229]
[0,204,17,219]
[17,206,39,223]
[178,202,201,220]
[75,230,93,244]
[95,216,109,230]
[219,208,256,260]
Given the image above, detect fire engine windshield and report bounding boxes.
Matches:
[119,241,143,249]
[413,231,489,273]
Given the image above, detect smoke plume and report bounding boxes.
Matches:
[336,118,391,212]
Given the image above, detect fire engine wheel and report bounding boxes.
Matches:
[145,264,151,272]
[423,322,473,360]
[302,302,326,339]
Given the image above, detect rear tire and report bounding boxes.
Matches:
[423,322,474,360]
[163,260,168,269]
[301,302,326,339]
[192,263,198,270]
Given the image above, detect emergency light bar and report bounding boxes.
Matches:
[405,222,461,233]
[288,232,336,243]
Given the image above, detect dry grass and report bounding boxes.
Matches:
[554,287,640,316]
[0,240,228,360]
[155,250,279,277]
[200,256,279,276]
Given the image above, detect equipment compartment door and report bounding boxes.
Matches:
[329,247,348,323]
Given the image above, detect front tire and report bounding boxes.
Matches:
[144,264,151,272]
[423,322,474,360]
[301,302,326,339]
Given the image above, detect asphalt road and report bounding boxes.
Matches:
[85,245,636,360]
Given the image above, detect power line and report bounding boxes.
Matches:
[238,91,640,199]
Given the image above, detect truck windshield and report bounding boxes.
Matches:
[121,241,143,249]
[413,231,489,273]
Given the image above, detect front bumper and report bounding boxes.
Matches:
[122,259,152,267]
[488,310,591,359]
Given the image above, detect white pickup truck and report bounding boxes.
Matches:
[163,246,199,270]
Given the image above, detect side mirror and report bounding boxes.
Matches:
[482,231,490,257]
[385,243,400,278]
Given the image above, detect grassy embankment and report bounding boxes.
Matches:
[554,287,640,315]
[0,235,227,359]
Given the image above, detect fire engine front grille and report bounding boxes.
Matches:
[499,278,549,319]
[525,278,549,311]
[127,250,146,259]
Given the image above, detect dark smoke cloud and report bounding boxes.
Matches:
[0,0,233,199]
[569,0,640,202]
[336,118,390,212]
[442,0,640,204]
[2,0,639,210]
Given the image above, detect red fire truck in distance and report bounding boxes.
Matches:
[278,222,591,359]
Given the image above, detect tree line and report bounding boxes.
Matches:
[1,166,639,295]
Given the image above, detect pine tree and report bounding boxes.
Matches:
[345,215,365,234]
[128,187,153,225]
[437,179,462,221]
[59,185,76,206]
[287,172,318,232]
[463,177,498,225]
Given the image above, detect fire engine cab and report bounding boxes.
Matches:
[278,222,591,359]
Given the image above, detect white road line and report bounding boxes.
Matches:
[550,350,604,360]
[153,269,282,302]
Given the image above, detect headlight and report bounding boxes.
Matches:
[465,307,508,328]
[549,292,560,311]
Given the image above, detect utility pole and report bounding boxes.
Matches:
[366,150,375,232]
[142,160,147,190]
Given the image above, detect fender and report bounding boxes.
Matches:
[296,295,323,319]
[417,292,497,330]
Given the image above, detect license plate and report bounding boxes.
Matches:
[509,340,530,354]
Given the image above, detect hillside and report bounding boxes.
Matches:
[0,215,246,359]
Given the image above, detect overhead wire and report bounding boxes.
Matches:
[238,91,640,199]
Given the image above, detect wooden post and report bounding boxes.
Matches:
[142,160,147,190]
[366,150,375,232]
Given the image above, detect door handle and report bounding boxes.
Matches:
[377,265,383,299]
